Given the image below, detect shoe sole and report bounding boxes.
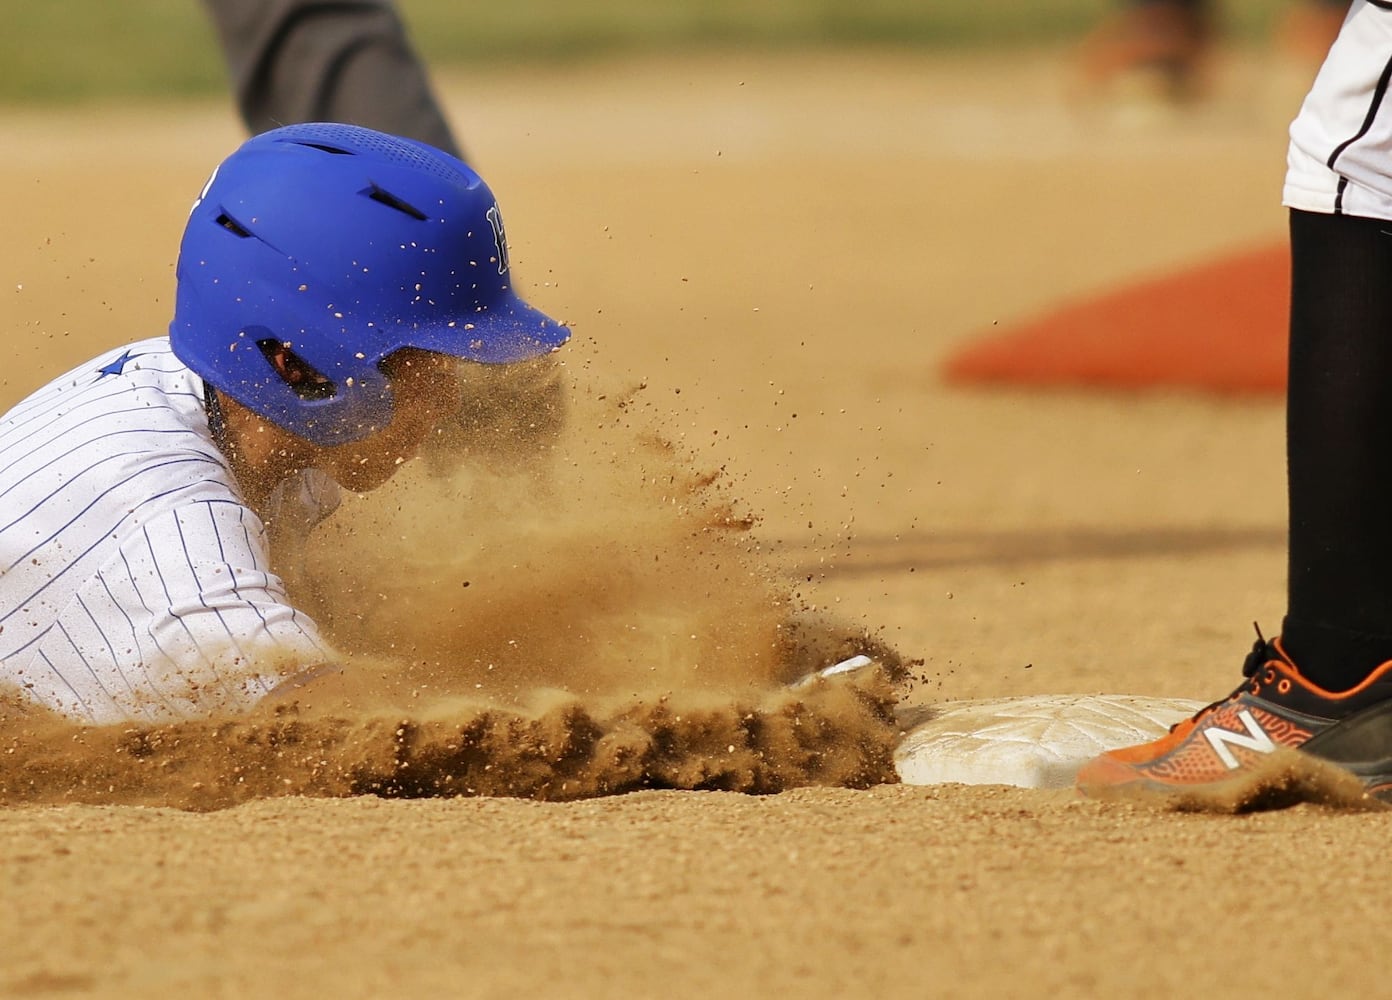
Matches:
[1302,698,1392,803]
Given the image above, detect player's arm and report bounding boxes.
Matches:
[80,498,341,721]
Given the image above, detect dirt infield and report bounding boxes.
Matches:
[4,47,1389,998]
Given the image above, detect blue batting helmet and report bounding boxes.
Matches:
[170,122,568,446]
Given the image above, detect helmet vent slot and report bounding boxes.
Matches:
[295,141,353,155]
[270,123,464,182]
[255,339,337,401]
[364,184,428,221]
[215,212,254,238]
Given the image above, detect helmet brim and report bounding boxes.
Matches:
[407,292,570,365]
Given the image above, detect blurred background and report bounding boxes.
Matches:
[0,0,1333,104]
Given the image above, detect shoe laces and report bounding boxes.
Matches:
[1173,622,1278,730]
[1239,622,1278,682]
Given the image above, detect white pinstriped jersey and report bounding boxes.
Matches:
[0,337,333,725]
[1285,1,1392,218]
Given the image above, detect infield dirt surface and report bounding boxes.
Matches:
[3,47,1386,998]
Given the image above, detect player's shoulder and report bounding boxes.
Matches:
[55,335,191,396]
[0,336,201,428]
[0,335,221,499]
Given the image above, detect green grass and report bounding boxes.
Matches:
[404,0,1112,58]
[4,2,224,102]
[0,0,1288,105]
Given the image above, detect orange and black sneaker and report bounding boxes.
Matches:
[1077,628,1392,803]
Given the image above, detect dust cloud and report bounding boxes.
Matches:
[0,364,907,810]
[1086,748,1389,814]
[296,362,866,701]
[1163,750,1390,814]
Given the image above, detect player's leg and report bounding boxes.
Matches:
[1283,207,1392,691]
[200,0,462,158]
[1078,1,1392,801]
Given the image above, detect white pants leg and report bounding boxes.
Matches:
[1286,1,1392,219]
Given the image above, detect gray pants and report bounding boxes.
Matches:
[200,0,462,158]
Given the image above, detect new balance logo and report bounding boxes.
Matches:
[1204,709,1277,769]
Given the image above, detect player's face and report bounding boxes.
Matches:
[315,349,458,491]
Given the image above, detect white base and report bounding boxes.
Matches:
[894,694,1204,790]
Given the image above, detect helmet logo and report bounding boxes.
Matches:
[486,204,510,275]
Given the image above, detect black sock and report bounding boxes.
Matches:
[1284,208,1392,688]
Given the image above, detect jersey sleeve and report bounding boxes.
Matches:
[12,497,335,724]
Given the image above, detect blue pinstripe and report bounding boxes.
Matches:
[0,337,334,724]
[1,474,227,619]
